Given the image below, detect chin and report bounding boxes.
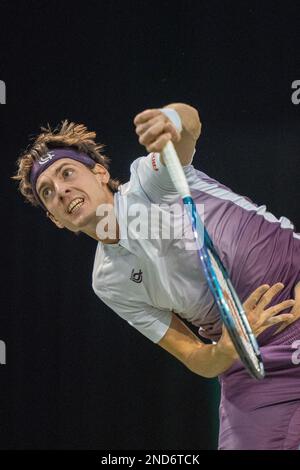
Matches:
[72,210,95,231]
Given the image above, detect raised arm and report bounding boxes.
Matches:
[134,102,201,166]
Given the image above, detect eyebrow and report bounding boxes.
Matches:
[37,162,74,196]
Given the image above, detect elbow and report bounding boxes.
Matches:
[192,107,202,141]
[184,104,201,141]
[202,370,219,379]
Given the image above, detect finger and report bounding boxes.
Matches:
[136,117,180,144]
[138,121,166,146]
[142,121,180,145]
[266,313,294,325]
[243,284,270,311]
[272,308,300,336]
[257,313,295,336]
[257,283,285,310]
[272,316,297,336]
[135,116,163,136]
[165,121,181,142]
[272,322,292,336]
[147,133,172,153]
[134,109,161,126]
[259,299,295,324]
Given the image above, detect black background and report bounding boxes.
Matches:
[0,0,299,450]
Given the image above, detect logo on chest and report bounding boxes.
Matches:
[130,269,143,284]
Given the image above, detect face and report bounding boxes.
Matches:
[36,158,113,235]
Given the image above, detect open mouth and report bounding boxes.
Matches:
[67,198,84,214]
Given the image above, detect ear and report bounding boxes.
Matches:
[46,211,65,229]
[91,164,110,184]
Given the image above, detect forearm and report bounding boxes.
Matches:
[186,341,236,378]
[164,102,201,141]
[158,313,237,379]
[160,103,201,166]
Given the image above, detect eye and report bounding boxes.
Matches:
[42,187,52,199]
[63,168,74,178]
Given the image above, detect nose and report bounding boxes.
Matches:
[54,180,71,201]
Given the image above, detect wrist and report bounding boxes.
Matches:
[214,338,238,363]
[159,107,183,133]
[163,103,201,141]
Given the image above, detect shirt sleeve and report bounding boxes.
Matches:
[130,151,198,204]
[98,294,173,344]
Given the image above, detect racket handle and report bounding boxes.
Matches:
[162,141,191,198]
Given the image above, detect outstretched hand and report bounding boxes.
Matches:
[218,283,297,360]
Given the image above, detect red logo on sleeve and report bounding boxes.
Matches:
[151,153,159,171]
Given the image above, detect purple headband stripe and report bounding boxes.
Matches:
[30,148,96,210]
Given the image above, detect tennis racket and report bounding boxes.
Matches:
[162,141,265,380]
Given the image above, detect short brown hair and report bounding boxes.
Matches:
[12,120,120,207]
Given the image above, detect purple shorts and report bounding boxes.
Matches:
[218,317,300,450]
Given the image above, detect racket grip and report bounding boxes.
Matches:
[161,141,191,198]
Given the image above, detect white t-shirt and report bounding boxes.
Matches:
[92,151,299,344]
[92,152,220,343]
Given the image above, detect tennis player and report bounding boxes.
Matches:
[13,103,300,449]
